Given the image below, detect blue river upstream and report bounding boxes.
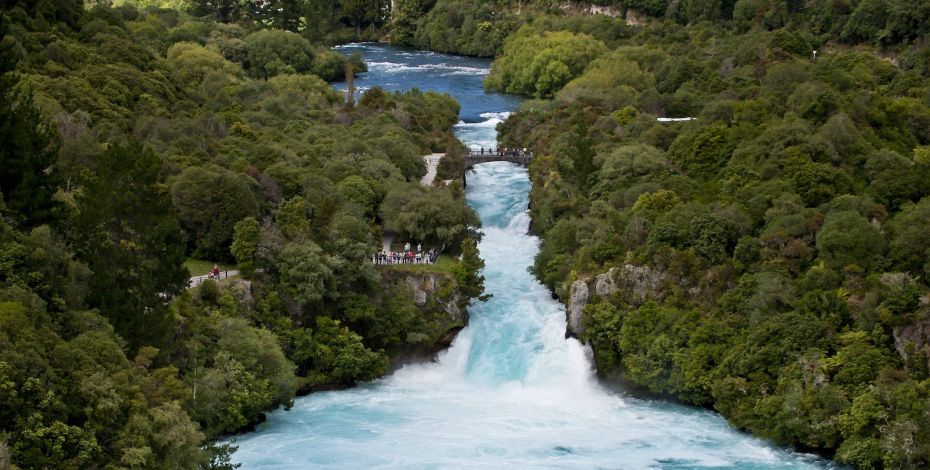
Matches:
[230,44,839,469]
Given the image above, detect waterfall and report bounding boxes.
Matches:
[231,44,834,470]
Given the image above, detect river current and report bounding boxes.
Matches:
[231,44,835,469]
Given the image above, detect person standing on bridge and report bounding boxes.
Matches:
[480,147,484,155]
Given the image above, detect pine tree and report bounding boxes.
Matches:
[69,141,188,349]
[0,17,62,227]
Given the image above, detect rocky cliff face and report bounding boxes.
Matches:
[379,269,470,361]
[567,280,589,337]
[893,316,930,371]
[565,264,669,338]
[400,272,467,326]
[558,1,622,18]
[555,2,652,25]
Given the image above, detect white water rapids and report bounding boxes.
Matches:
[231,44,835,469]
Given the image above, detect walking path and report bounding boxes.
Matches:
[378,154,444,262]
[189,269,239,288]
[420,153,443,186]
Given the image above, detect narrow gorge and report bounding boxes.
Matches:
[230,44,834,469]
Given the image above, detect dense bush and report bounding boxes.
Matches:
[485,29,607,98]
[0,4,485,468]
[243,29,315,78]
[171,165,261,260]
[400,0,522,56]
[392,0,929,60]
[498,13,930,468]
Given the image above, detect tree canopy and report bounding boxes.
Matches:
[493,9,930,468]
[0,3,485,468]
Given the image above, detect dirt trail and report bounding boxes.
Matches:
[420,153,444,186]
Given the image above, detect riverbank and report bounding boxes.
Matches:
[494,9,930,466]
[231,44,835,469]
[233,159,834,469]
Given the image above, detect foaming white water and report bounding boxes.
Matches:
[454,113,511,149]
[231,158,834,469]
[232,49,835,470]
[365,61,489,76]
[480,111,512,121]
[455,112,511,128]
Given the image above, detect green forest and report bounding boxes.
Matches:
[4,0,930,466]
[432,1,930,469]
[392,0,930,57]
[0,0,487,468]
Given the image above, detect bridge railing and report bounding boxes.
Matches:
[467,147,533,158]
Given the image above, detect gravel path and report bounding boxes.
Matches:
[420,153,444,186]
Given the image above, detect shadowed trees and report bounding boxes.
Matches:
[70,142,189,350]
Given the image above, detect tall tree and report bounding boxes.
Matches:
[568,122,596,189]
[340,0,390,34]
[170,165,260,260]
[0,20,62,227]
[69,142,188,349]
[187,0,246,23]
[231,216,260,276]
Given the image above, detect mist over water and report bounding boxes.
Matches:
[232,44,835,469]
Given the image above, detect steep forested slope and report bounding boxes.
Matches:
[0,2,485,468]
[483,10,930,469]
[391,0,930,57]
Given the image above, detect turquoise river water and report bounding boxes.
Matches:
[231,44,838,469]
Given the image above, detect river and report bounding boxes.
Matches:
[231,44,836,469]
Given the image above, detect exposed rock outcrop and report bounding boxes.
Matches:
[555,2,652,24]
[594,269,615,297]
[565,264,669,338]
[401,272,467,325]
[613,264,668,305]
[371,269,472,368]
[567,280,589,337]
[893,317,930,371]
[377,268,470,356]
[558,1,622,18]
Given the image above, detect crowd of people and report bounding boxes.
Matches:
[476,147,530,157]
[373,242,438,265]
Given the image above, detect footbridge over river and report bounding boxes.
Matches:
[463,150,532,186]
